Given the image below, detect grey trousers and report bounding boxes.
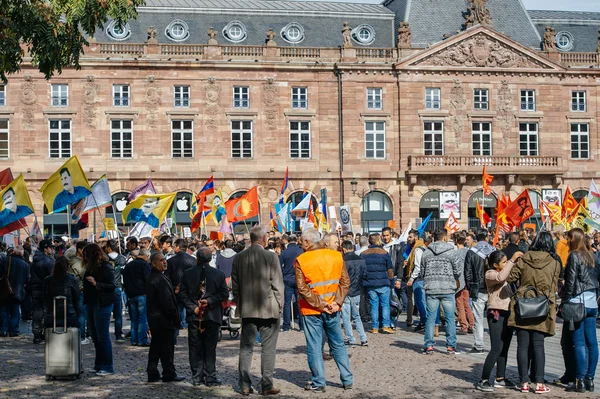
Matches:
[238,317,280,391]
[472,292,489,351]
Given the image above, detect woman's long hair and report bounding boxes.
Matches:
[567,228,594,267]
[487,250,506,271]
[529,231,561,263]
[83,243,108,272]
[51,256,69,279]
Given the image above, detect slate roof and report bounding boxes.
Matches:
[94,0,396,47]
[528,10,599,53]
[384,0,541,49]
[528,10,600,21]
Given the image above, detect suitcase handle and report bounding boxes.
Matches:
[53,296,67,334]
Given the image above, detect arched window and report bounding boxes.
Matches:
[286,191,318,233]
[360,191,392,233]
[229,190,260,233]
[419,191,444,231]
[572,189,588,203]
[467,190,496,231]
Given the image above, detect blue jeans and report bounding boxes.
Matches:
[573,307,599,379]
[303,312,353,387]
[87,303,114,373]
[78,292,86,339]
[112,288,123,339]
[425,294,457,349]
[413,280,427,326]
[341,295,367,344]
[178,304,187,329]
[128,296,149,345]
[0,300,20,335]
[367,286,391,329]
[282,280,304,331]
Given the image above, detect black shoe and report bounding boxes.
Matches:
[147,377,160,383]
[304,383,326,392]
[584,377,594,392]
[360,341,368,347]
[475,380,494,392]
[413,324,425,332]
[468,347,485,355]
[552,376,572,387]
[140,343,151,347]
[206,379,222,387]
[343,384,353,390]
[125,331,131,338]
[163,376,185,382]
[33,338,41,345]
[566,379,586,393]
[8,333,19,337]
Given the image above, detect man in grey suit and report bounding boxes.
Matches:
[232,226,284,396]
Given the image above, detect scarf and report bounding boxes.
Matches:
[470,240,496,260]
[406,238,425,277]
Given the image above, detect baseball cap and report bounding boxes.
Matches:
[38,239,53,251]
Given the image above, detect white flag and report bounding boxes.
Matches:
[83,175,112,213]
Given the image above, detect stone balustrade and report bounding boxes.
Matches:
[408,155,564,174]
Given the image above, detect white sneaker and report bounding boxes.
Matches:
[96,370,114,376]
[81,338,91,345]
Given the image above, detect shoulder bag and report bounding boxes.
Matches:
[515,260,559,320]
[561,296,585,331]
[0,257,14,305]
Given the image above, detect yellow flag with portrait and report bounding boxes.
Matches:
[0,174,34,228]
[40,156,92,214]
[122,193,177,229]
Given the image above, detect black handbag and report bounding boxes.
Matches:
[0,257,14,305]
[561,298,585,331]
[516,286,549,319]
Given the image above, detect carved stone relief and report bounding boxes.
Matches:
[449,79,466,147]
[262,78,279,129]
[82,75,98,129]
[204,76,220,127]
[496,80,515,148]
[20,76,36,131]
[414,33,550,69]
[144,75,161,130]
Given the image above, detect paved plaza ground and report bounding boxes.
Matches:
[0,314,598,399]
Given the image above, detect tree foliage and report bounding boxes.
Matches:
[0,0,145,82]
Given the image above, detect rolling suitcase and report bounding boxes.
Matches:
[44,296,82,380]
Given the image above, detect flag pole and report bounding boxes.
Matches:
[66,204,72,240]
[111,204,121,251]
[16,218,31,238]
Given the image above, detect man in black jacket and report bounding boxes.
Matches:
[122,249,151,346]
[166,238,197,331]
[340,240,367,346]
[502,232,522,261]
[30,240,54,344]
[146,253,184,383]
[0,246,30,337]
[180,247,228,386]
[382,227,407,314]
[464,229,495,354]
[279,235,304,332]
[105,240,126,342]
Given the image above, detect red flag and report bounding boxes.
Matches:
[503,190,534,226]
[476,200,491,227]
[444,212,460,234]
[482,166,494,197]
[562,187,578,219]
[225,187,260,223]
[190,194,208,232]
[492,224,500,247]
[538,198,546,224]
[0,168,27,235]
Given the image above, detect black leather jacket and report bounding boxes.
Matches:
[165,251,197,293]
[464,248,487,296]
[563,251,600,300]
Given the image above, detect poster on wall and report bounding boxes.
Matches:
[439,191,460,219]
[542,189,562,207]
[339,205,353,234]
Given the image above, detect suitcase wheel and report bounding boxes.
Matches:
[230,330,239,339]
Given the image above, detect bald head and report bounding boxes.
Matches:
[196,247,212,264]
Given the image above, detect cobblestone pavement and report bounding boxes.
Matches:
[0,314,598,399]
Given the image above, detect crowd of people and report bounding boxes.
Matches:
[0,223,598,395]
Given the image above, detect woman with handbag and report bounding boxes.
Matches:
[561,228,599,393]
[507,232,561,394]
[476,249,522,392]
[83,244,117,376]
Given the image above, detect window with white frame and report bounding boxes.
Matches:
[231,120,252,158]
[365,121,385,159]
[423,121,444,155]
[113,84,130,107]
[425,88,441,110]
[171,120,193,158]
[474,89,488,110]
[51,84,68,106]
[111,120,133,158]
[174,86,190,108]
[0,85,5,106]
[289,121,311,159]
[472,122,492,156]
[367,88,382,110]
[571,123,589,159]
[49,119,72,158]
[520,90,535,111]
[233,86,249,108]
[291,87,307,109]
[519,122,538,156]
[571,91,586,112]
[0,120,9,159]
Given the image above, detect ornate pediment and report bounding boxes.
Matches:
[402,27,564,71]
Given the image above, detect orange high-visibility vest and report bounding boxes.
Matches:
[296,248,343,316]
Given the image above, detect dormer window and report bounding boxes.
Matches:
[281,23,304,44]
[166,20,189,42]
[106,21,131,41]
[352,24,375,45]
[555,31,574,51]
[223,21,247,43]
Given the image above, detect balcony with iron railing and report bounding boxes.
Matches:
[407,155,565,174]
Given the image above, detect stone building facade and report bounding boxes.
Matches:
[0,0,599,236]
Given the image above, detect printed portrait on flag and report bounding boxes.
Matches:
[542,189,561,208]
[0,175,34,228]
[53,167,91,212]
[439,191,460,219]
[122,193,177,230]
[40,156,92,213]
[126,197,161,228]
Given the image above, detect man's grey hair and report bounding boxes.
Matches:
[12,245,24,256]
[322,233,332,244]
[150,252,164,266]
[359,236,369,247]
[138,249,150,258]
[302,228,322,244]
[250,226,267,243]
[553,225,566,236]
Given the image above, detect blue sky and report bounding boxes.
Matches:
[299,0,600,12]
